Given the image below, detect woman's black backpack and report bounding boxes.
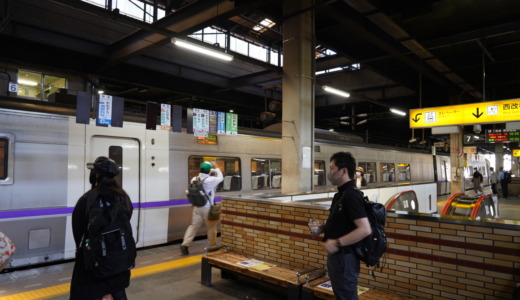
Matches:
[82,198,136,278]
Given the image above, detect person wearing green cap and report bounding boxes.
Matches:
[180,161,223,255]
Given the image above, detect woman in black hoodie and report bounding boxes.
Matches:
[70,157,134,300]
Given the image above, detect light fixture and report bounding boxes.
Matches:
[253,18,276,32]
[172,38,233,61]
[323,85,350,98]
[229,109,234,113]
[97,90,105,95]
[357,119,367,125]
[18,79,38,86]
[390,108,406,116]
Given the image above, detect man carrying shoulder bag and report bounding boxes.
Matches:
[181,161,223,255]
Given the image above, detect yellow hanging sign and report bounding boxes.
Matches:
[409,98,520,128]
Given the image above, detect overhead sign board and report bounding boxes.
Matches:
[485,129,520,143]
[409,98,520,128]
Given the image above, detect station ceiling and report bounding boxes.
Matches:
[1,0,520,147]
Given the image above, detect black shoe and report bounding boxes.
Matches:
[180,245,189,255]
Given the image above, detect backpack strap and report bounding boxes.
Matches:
[199,176,212,205]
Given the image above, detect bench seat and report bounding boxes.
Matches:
[201,251,304,300]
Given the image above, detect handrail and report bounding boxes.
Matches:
[385,190,415,210]
[440,193,464,215]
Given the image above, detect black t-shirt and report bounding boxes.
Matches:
[323,180,366,242]
[473,171,483,181]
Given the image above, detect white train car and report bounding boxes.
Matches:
[1,107,450,268]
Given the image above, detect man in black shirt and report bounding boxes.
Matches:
[321,152,372,299]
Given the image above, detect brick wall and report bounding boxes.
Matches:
[221,197,520,300]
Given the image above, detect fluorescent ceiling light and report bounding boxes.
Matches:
[253,18,275,31]
[172,38,233,61]
[323,85,350,98]
[390,108,406,116]
[18,79,38,86]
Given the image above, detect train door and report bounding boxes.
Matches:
[90,136,140,243]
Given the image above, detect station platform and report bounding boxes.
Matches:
[1,192,519,300]
[0,238,413,300]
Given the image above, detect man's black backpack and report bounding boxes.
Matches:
[186,177,209,207]
[82,197,136,278]
[353,189,387,277]
[504,171,512,184]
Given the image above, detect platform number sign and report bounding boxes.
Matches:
[464,134,474,144]
[8,82,18,93]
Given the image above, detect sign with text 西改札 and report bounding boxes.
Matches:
[409,98,520,128]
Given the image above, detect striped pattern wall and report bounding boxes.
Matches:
[221,198,520,300]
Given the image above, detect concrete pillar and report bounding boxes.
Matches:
[449,129,465,194]
[495,143,504,171]
[281,0,315,193]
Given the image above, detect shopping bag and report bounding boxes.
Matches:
[0,232,15,271]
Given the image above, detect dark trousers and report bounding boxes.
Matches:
[327,250,360,300]
[94,290,127,300]
[501,182,509,198]
[491,183,497,194]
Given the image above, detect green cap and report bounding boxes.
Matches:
[200,161,212,173]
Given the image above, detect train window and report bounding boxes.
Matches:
[397,163,411,181]
[17,69,67,101]
[0,134,13,184]
[380,162,395,182]
[188,156,241,191]
[251,158,282,190]
[108,146,123,187]
[314,160,326,186]
[0,138,7,180]
[358,162,377,183]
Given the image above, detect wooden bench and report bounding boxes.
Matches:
[201,248,320,300]
[302,278,414,300]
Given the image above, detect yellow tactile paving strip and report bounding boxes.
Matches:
[0,255,203,300]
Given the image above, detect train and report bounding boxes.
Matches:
[0,106,487,269]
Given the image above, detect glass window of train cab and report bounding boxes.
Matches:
[251,158,282,189]
[397,163,411,181]
[17,70,66,101]
[358,162,377,183]
[188,155,241,191]
[380,162,396,182]
[314,160,326,186]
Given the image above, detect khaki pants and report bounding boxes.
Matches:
[182,205,219,247]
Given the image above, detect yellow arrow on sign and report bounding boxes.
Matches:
[513,149,520,157]
[409,98,520,128]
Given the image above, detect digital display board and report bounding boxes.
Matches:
[197,134,218,145]
[485,129,520,143]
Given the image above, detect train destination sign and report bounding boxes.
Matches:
[485,129,520,143]
[409,98,520,128]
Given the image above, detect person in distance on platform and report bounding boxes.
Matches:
[311,151,372,300]
[354,167,368,189]
[498,167,508,198]
[489,167,498,195]
[180,161,223,255]
[472,167,484,195]
[70,157,134,300]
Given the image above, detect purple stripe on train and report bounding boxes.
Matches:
[0,198,221,219]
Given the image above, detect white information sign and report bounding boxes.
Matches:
[193,108,209,137]
[98,94,113,126]
[160,104,171,130]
